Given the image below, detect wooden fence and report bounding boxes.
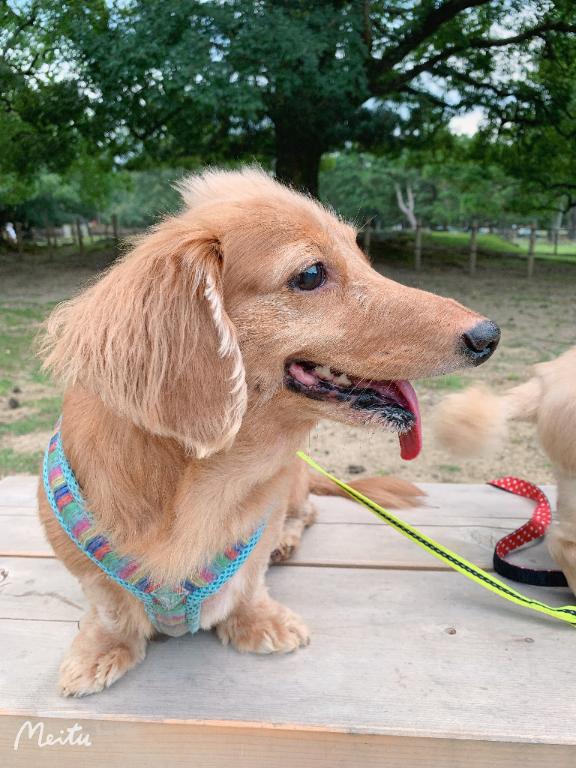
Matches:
[360,222,572,278]
[3,217,575,278]
[0,216,140,259]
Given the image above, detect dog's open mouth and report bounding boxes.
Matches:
[285,361,422,460]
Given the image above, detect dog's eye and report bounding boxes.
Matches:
[290,262,326,291]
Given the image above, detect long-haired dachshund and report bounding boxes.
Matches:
[38,168,499,696]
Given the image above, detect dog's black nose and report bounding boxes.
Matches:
[462,320,500,365]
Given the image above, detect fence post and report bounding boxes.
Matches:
[44,217,54,261]
[47,226,54,261]
[527,222,536,278]
[112,214,119,250]
[469,220,478,276]
[15,222,23,258]
[414,219,422,272]
[76,218,85,256]
[554,228,559,256]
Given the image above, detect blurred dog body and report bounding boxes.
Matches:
[433,346,576,592]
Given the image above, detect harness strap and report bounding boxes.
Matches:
[43,418,267,636]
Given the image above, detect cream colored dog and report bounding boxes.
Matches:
[433,346,576,593]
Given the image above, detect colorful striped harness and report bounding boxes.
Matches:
[43,419,267,636]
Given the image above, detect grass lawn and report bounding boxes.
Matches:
[514,239,576,262]
[0,303,61,474]
[0,244,116,477]
[370,229,576,267]
[423,230,576,263]
[424,231,520,254]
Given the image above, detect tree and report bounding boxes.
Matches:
[320,141,520,229]
[3,1,576,195]
[0,1,108,225]
[394,182,418,230]
[476,28,576,218]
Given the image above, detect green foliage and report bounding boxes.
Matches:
[0,2,95,186]
[2,164,126,227]
[104,169,186,228]
[0,448,41,475]
[0,304,54,395]
[2,1,576,211]
[476,31,576,216]
[320,143,521,227]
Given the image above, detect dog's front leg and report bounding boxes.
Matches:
[58,580,152,697]
[209,512,310,654]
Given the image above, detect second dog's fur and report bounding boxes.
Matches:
[433,346,576,593]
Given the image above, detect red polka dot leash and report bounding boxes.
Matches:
[489,476,568,588]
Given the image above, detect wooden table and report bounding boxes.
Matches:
[1,474,575,767]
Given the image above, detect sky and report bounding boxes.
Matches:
[449,108,485,136]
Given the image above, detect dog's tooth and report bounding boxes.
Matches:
[333,373,352,386]
[314,365,333,381]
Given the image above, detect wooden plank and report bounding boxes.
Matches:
[0,515,52,558]
[1,715,575,768]
[0,533,558,625]
[0,558,85,621]
[0,505,37,517]
[315,484,557,524]
[0,482,560,571]
[0,476,39,508]
[1,567,575,744]
[290,519,557,570]
[0,477,558,519]
[0,501,559,571]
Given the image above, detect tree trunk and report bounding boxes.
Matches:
[395,183,417,230]
[274,126,323,197]
[567,207,576,240]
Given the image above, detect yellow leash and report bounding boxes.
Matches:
[298,452,576,627]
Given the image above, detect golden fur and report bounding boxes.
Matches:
[433,346,576,593]
[38,168,489,696]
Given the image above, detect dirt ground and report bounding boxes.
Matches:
[1,252,574,484]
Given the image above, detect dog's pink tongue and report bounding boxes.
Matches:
[395,380,422,461]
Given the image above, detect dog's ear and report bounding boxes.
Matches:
[40,216,246,457]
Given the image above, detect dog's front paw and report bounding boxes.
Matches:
[59,641,145,697]
[216,598,310,654]
[271,501,318,563]
[270,541,297,563]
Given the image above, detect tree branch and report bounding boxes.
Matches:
[378,18,576,93]
[362,0,372,51]
[466,21,576,51]
[402,84,455,110]
[1,3,39,58]
[371,0,492,75]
